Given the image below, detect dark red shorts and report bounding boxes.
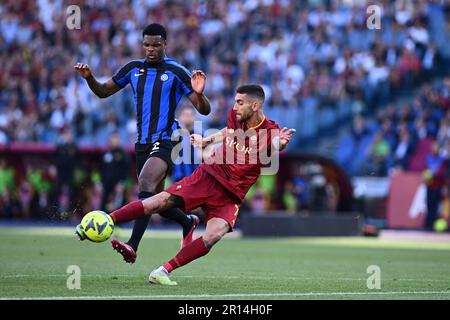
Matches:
[165,166,241,232]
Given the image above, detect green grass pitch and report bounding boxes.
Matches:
[1,226,450,300]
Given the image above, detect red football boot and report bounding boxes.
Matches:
[181,214,200,249]
[111,239,137,264]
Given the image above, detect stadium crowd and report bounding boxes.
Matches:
[1,0,449,145]
[337,77,450,177]
[336,76,450,229]
[0,0,450,222]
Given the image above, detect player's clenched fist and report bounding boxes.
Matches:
[74,62,92,79]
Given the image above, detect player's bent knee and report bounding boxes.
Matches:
[202,232,223,247]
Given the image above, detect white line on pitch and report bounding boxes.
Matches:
[2,291,450,300]
[0,274,445,282]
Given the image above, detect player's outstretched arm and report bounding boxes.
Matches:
[74,62,121,98]
[188,70,211,115]
[190,127,227,148]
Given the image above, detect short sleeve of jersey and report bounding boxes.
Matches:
[177,68,193,96]
[112,63,133,88]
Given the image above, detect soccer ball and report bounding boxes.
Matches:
[434,218,448,233]
[80,210,114,242]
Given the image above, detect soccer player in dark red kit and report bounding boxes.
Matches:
[79,84,295,285]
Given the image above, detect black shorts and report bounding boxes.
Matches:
[135,140,179,177]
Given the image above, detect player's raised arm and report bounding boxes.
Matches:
[188,70,211,115]
[190,127,227,148]
[74,62,121,99]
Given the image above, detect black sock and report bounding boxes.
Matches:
[159,207,193,237]
[127,192,153,251]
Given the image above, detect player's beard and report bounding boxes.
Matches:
[236,110,252,123]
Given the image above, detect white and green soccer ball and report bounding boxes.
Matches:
[80,210,114,242]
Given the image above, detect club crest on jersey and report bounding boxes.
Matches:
[160,73,169,81]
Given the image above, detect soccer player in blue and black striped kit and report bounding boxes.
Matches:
[74,23,211,263]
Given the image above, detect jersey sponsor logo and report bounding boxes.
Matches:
[225,136,252,155]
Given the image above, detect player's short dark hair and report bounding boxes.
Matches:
[142,23,167,39]
[236,84,265,103]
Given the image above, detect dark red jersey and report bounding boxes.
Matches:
[202,109,281,201]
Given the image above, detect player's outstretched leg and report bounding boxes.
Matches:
[111,213,199,264]
[106,192,183,263]
[116,157,196,263]
[110,191,151,264]
[149,217,228,286]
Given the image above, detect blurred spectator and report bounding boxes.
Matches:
[0,159,19,218]
[292,173,310,211]
[53,129,78,214]
[437,118,450,144]
[388,127,415,172]
[172,106,200,182]
[26,164,52,219]
[0,189,22,219]
[282,180,297,213]
[0,159,15,196]
[438,185,450,227]
[309,174,331,212]
[423,142,447,230]
[363,130,391,176]
[250,186,270,215]
[336,114,372,175]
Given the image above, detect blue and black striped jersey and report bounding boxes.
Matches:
[112,57,193,144]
